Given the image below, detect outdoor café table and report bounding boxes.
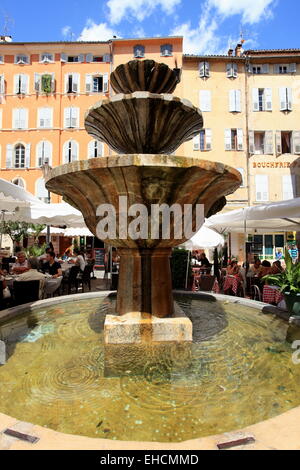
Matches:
[263,285,283,305]
[5,275,62,297]
[44,276,63,296]
[223,275,240,295]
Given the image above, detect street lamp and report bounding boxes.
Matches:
[41,161,52,245]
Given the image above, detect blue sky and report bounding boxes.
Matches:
[0,0,298,54]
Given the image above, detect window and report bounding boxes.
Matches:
[134,45,145,58]
[0,56,4,64]
[0,74,4,94]
[13,108,28,129]
[34,73,55,93]
[224,129,243,151]
[40,53,54,63]
[61,53,84,63]
[14,144,25,168]
[36,178,49,203]
[161,44,173,57]
[199,61,210,78]
[88,55,104,63]
[282,175,295,200]
[226,62,238,78]
[63,140,78,163]
[236,168,245,187]
[252,88,272,111]
[88,140,103,158]
[65,73,80,93]
[274,63,296,74]
[279,87,292,111]
[193,129,212,151]
[37,141,52,167]
[249,64,269,74]
[6,144,29,168]
[282,131,292,154]
[12,178,25,188]
[249,131,273,155]
[252,65,261,74]
[255,175,269,202]
[229,89,241,112]
[276,131,300,155]
[64,107,79,128]
[199,90,211,112]
[14,74,28,94]
[86,73,109,93]
[37,108,53,128]
[15,54,29,65]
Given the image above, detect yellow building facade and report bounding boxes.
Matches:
[0,36,299,260]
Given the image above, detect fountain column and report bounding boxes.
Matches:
[117,248,173,318]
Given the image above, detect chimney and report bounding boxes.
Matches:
[235,43,243,57]
[0,35,12,43]
[228,48,233,57]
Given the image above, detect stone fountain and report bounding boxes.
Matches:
[46,59,241,345]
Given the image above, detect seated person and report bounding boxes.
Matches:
[16,257,46,298]
[12,252,29,275]
[62,249,72,261]
[272,260,283,274]
[42,251,62,278]
[39,247,59,263]
[247,258,261,278]
[226,260,240,276]
[69,248,86,272]
[258,260,273,279]
[199,253,211,268]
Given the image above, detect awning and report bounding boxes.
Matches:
[207,198,300,234]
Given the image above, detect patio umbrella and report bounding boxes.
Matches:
[180,226,225,289]
[207,198,300,233]
[0,178,85,228]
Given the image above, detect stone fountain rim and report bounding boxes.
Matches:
[0,291,298,451]
[45,154,242,186]
[84,91,202,121]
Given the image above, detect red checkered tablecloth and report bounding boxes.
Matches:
[263,285,283,305]
[223,275,240,295]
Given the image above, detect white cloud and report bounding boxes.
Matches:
[172,7,219,55]
[78,20,118,41]
[208,0,275,24]
[62,25,72,38]
[107,0,181,25]
[172,0,275,54]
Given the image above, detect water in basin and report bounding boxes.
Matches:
[0,294,299,443]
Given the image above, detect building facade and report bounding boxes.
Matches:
[0,36,299,260]
[182,45,300,261]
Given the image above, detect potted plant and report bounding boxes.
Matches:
[263,250,300,316]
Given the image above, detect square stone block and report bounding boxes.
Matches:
[104,302,192,345]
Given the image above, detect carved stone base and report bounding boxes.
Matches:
[104,302,192,345]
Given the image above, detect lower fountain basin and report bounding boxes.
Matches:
[0,292,299,444]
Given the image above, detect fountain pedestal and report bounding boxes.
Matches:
[105,303,192,345]
[117,248,173,318]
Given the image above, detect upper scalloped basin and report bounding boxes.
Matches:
[85,92,203,155]
[45,155,242,249]
[110,60,181,94]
